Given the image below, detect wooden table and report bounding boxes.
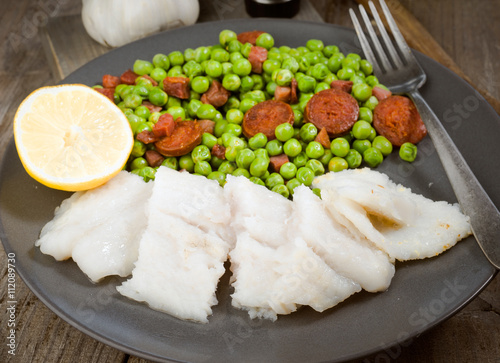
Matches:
[1,0,499,362]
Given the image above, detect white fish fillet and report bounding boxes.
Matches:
[291,185,395,292]
[313,169,472,261]
[229,232,361,321]
[224,175,293,248]
[117,167,232,323]
[35,171,152,282]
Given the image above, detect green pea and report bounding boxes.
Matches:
[238,98,256,114]
[242,90,266,104]
[201,133,218,150]
[328,157,349,172]
[293,151,309,167]
[133,59,154,76]
[266,172,284,189]
[337,66,355,80]
[372,136,393,156]
[297,75,316,93]
[299,123,318,142]
[135,121,152,134]
[167,106,186,121]
[345,149,362,168]
[327,53,344,73]
[232,58,252,76]
[130,157,148,170]
[150,67,167,83]
[358,107,373,123]
[262,59,281,75]
[365,75,379,87]
[247,133,267,150]
[225,108,243,124]
[352,120,373,140]
[230,168,249,178]
[281,57,299,73]
[363,95,379,110]
[124,93,142,109]
[256,33,274,49]
[207,171,226,186]
[314,82,330,93]
[183,48,195,62]
[352,83,372,102]
[279,162,297,180]
[222,73,241,91]
[194,160,212,175]
[178,154,195,172]
[352,139,372,154]
[226,39,242,53]
[149,111,162,124]
[296,166,315,186]
[191,145,211,163]
[318,149,333,166]
[194,46,211,63]
[341,57,360,71]
[203,60,222,78]
[275,123,294,142]
[250,157,270,177]
[330,137,350,157]
[190,76,209,94]
[152,53,170,70]
[236,149,256,169]
[266,139,283,156]
[305,141,325,159]
[399,142,418,162]
[306,39,324,52]
[127,114,143,134]
[303,51,320,65]
[283,138,302,157]
[363,147,384,167]
[323,45,339,58]
[139,166,156,182]
[148,88,168,106]
[254,148,270,161]
[239,76,254,92]
[131,140,147,157]
[183,60,203,78]
[218,160,237,174]
[248,176,265,186]
[219,29,237,47]
[272,184,289,198]
[306,159,325,176]
[196,104,217,120]
[275,69,294,86]
[168,51,184,67]
[134,105,151,119]
[310,63,329,81]
[161,157,178,170]
[360,59,373,75]
[211,48,230,63]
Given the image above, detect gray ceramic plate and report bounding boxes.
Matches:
[0,19,498,363]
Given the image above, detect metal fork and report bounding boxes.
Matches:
[350,0,500,269]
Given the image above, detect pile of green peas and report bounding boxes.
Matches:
[100,29,418,198]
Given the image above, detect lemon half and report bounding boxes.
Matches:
[14,84,133,191]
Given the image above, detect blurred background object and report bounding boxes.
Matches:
[81,0,200,47]
[244,0,301,18]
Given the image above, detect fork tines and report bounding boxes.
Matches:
[349,0,415,75]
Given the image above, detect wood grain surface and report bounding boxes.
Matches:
[1,1,499,362]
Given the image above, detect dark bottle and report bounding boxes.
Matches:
[244,0,301,18]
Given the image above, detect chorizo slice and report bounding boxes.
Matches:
[248,46,267,74]
[304,88,359,138]
[211,144,226,159]
[94,87,115,101]
[141,101,163,114]
[290,78,298,104]
[120,69,138,85]
[136,130,159,144]
[314,127,331,149]
[372,86,392,101]
[155,120,202,157]
[153,113,176,138]
[145,150,165,167]
[237,30,265,45]
[330,80,353,94]
[242,100,294,140]
[269,154,290,173]
[200,80,230,108]
[197,119,215,135]
[373,95,427,147]
[274,85,291,103]
[162,77,191,99]
[102,74,121,88]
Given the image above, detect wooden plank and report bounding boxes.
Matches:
[354,0,500,115]
[39,0,323,82]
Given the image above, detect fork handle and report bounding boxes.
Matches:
[408,89,500,269]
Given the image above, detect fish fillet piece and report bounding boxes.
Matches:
[291,185,395,292]
[313,169,472,261]
[151,166,235,244]
[35,171,152,282]
[229,232,361,321]
[117,167,231,323]
[224,175,293,248]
